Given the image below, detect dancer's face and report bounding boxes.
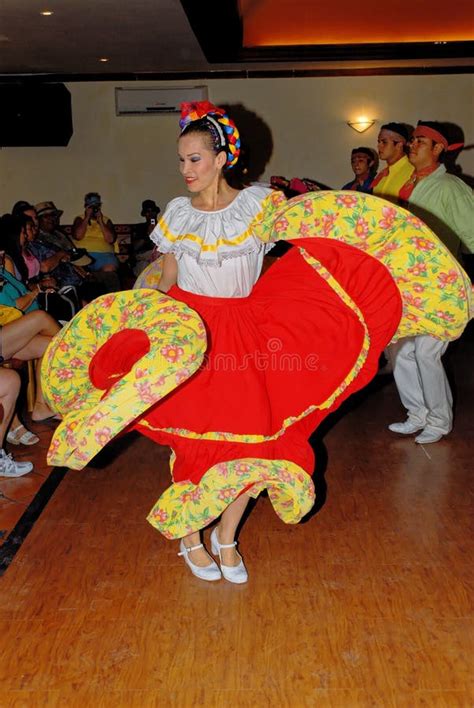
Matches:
[351,152,373,179]
[377,129,404,164]
[178,133,226,193]
[408,135,442,170]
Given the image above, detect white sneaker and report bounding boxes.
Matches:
[0,449,33,478]
[415,429,444,444]
[388,420,424,435]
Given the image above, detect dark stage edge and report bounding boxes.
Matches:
[0,467,68,576]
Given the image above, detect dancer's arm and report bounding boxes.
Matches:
[158,253,178,293]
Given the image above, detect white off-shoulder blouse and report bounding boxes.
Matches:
[150,185,286,297]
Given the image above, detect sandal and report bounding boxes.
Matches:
[6,425,40,446]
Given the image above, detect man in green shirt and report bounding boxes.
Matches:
[402,121,474,256]
[388,121,473,444]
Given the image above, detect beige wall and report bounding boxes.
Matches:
[1,74,472,224]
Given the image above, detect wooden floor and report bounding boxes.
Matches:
[0,332,472,707]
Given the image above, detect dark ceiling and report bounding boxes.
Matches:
[0,0,472,81]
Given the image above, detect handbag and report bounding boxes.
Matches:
[37,286,80,322]
[0,304,23,325]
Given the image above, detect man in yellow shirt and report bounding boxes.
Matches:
[372,123,414,204]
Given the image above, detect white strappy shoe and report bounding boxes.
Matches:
[210,528,248,584]
[178,540,222,581]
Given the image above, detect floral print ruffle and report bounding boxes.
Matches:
[42,289,207,470]
[147,457,315,539]
[254,191,473,342]
[133,257,163,290]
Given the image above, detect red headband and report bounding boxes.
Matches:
[413,126,464,152]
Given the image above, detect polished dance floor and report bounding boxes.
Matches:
[0,330,472,707]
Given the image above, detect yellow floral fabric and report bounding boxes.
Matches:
[254,191,473,342]
[43,289,207,470]
[148,458,315,539]
[133,257,163,290]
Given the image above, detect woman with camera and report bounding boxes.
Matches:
[72,193,119,274]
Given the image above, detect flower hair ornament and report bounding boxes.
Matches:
[179,101,241,169]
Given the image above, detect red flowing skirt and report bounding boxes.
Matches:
[135,238,402,483]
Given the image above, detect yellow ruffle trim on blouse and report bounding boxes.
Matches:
[157,190,286,253]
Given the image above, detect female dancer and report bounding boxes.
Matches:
[149,103,285,581]
[46,103,469,584]
[134,103,401,582]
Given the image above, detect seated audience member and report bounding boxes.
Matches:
[35,200,93,268]
[17,201,116,295]
[0,217,41,445]
[22,216,42,281]
[12,200,35,219]
[132,199,161,275]
[0,310,60,423]
[0,368,33,477]
[21,209,85,290]
[0,214,79,322]
[1,213,40,281]
[372,122,414,203]
[342,147,377,193]
[12,202,40,241]
[35,201,73,252]
[72,193,118,273]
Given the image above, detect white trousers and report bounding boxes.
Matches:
[388,335,453,435]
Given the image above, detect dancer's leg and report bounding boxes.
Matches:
[415,335,452,435]
[215,493,250,566]
[388,337,427,427]
[181,493,250,568]
[180,530,212,567]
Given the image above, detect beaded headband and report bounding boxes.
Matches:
[179,101,241,169]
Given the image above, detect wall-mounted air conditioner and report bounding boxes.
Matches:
[115,86,208,116]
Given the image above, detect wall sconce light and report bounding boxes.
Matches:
[347,117,376,133]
